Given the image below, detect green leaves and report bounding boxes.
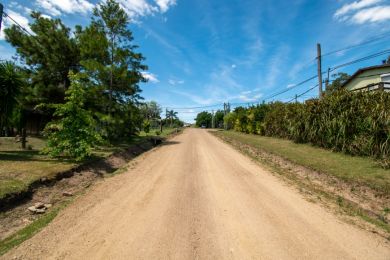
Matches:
[0,61,24,129]
[225,91,390,166]
[42,72,102,161]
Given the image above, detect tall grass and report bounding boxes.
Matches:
[225,90,390,165]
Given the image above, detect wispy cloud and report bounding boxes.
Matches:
[155,0,176,13]
[334,0,390,24]
[34,0,176,18]
[142,72,159,83]
[0,10,32,41]
[264,45,290,89]
[168,79,184,85]
[335,0,382,17]
[351,6,390,23]
[36,0,94,16]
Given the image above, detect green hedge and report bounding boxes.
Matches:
[225,90,390,164]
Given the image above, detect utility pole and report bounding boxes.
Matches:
[211,110,215,129]
[0,3,3,33]
[295,94,298,103]
[317,43,323,98]
[325,67,330,91]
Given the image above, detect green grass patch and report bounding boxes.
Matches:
[214,131,390,195]
[138,127,180,138]
[0,202,67,256]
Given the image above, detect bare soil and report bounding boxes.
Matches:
[2,129,390,259]
[0,141,154,241]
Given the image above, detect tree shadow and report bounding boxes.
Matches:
[0,151,76,163]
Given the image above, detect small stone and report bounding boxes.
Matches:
[63,191,73,197]
[34,202,45,209]
[28,206,37,213]
[35,208,46,214]
[44,203,52,208]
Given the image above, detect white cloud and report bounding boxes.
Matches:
[1,10,32,41]
[36,0,94,16]
[168,79,184,85]
[231,64,237,69]
[334,0,382,17]
[351,6,390,23]
[334,0,390,24]
[115,0,176,19]
[155,0,176,13]
[142,72,159,83]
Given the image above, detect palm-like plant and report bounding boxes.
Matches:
[0,61,23,132]
[167,110,178,127]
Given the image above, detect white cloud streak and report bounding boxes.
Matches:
[0,10,32,41]
[142,72,159,83]
[351,5,390,23]
[334,0,390,24]
[36,0,94,16]
[334,0,382,17]
[34,0,176,18]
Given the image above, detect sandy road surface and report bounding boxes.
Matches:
[3,129,390,259]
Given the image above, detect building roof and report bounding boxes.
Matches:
[341,64,390,88]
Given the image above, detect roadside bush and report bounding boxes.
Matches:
[42,72,102,161]
[143,120,151,134]
[225,90,390,163]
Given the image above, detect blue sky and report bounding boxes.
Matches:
[1,0,390,122]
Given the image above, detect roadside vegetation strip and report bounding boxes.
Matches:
[0,128,180,207]
[213,130,390,195]
[0,201,68,256]
[212,130,390,236]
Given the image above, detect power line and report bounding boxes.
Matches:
[322,32,390,58]
[262,74,318,101]
[2,11,33,36]
[287,84,318,103]
[329,49,390,72]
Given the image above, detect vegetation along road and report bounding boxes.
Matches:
[3,128,390,259]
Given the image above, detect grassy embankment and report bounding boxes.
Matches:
[214,130,390,194]
[0,128,178,201]
[213,130,390,234]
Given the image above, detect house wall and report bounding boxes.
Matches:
[345,67,390,91]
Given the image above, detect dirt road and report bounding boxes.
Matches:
[3,129,390,259]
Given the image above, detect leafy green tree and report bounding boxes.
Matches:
[0,61,24,133]
[214,110,225,128]
[5,12,80,105]
[326,72,350,94]
[167,110,178,127]
[140,101,162,128]
[223,112,236,130]
[76,0,148,139]
[143,120,151,133]
[42,72,101,161]
[195,111,212,128]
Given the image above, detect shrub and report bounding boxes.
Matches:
[225,90,390,163]
[42,72,102,161]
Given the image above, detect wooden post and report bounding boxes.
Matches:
[317,43,323,98]
[0,4,3,33]
[21,128,26,149]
